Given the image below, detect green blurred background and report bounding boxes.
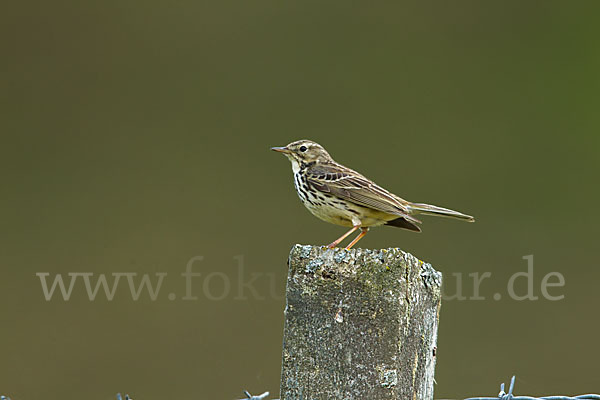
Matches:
[1,1,599,398]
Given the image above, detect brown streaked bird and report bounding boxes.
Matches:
[272,140,474,249]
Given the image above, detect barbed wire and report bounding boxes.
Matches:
[239,376,600,400]
[464,376,600,400]
[2,376,598,400]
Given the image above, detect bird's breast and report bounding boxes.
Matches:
[292,172,391,228]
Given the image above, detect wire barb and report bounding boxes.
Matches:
[239,391,273,400]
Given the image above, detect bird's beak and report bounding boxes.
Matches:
[271,146,291,154]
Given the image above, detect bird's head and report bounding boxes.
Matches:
[271,140,333,168]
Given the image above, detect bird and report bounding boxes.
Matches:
[272,140,474,249]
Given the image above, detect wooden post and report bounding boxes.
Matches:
[280,245,442,400]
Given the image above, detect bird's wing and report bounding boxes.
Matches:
[305,163,418,221]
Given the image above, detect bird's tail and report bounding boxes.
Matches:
[408,202,475,222]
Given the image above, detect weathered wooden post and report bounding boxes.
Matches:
[280,244,442,400]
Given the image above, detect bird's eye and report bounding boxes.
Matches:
[299,145,307,152]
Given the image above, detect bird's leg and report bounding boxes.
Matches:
[345,227,369,249]
[327,225,359,248]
